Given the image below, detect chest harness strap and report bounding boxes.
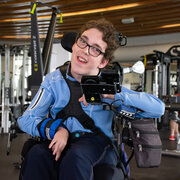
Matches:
[55,64,113,147]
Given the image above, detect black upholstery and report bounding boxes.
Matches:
[61,32,77,52]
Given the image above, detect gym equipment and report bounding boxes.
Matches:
[166,45,180,93]
[162,95,180,157]
[1,0,59,154]
[30,2,61,98]
[5,1,62,155]
[143,45,180,157]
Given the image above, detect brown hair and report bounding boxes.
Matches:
[76,18,119,62]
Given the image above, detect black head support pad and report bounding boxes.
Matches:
[61,32,77,53]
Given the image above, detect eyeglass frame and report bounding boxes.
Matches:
[76,37,106,57]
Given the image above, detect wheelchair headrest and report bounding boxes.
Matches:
[61,32,77,53]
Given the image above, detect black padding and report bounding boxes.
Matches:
[61,32,77,52]
[21,138,41,158]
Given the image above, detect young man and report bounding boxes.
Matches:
[17,19,165,180]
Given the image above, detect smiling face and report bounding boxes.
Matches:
[70,28,109,82]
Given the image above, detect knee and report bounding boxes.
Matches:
[65,147,86,163]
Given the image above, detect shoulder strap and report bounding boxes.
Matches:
[56,63,114,147]
[56,61,70,77]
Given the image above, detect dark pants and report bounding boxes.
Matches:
[19,134,118,180]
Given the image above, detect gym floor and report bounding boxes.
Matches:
[0,127,180,180]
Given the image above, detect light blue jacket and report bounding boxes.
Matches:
[17,65,165,141]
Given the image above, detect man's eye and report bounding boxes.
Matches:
[92,47,100,53]
[80,38,86,44]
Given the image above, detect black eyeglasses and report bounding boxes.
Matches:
[76,37,105,57]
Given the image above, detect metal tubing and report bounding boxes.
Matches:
[11,53,15,105]
[177,61,180,93]
[167,61,171,96]
[3,45,10,133]
[153,62,159,97]
[158,63,163,99]
[22,47,28,105]
[42,8,58,75]
[0,50,1,104]
[162,64,167,97]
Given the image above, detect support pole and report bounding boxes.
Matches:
[2,45,10,133]
[42,8,59,75]
[0,49,2,133]
[12,53,16,106]
[177,61,180,93]
[153,61,159,97]
[22,47,28,106]
[0,49,1,104]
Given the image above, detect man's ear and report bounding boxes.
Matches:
[98,58,109,69]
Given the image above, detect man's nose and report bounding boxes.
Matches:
[83,45,90,55]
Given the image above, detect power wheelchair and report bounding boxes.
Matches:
[8,101,133,179]
[17,110,133,180]
[8,32,135,180]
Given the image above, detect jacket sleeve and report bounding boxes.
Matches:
[114,86,165,118]
[17,75,55,137]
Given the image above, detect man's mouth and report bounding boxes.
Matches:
[78,56,87,63]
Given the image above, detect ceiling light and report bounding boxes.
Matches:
[160,23,180,28]
[121,17,134,24]
[63,3,139,17]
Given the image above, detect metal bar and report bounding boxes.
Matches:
[153,62,159,97]
[166,62,171,96]
[42,8,58,75]
[3,45,10,133]
[162,64,167,97]
[16,54,20,104]
[177,61,180,93]
[1,81,5,134]
[158,63,163,99]
[12,53,16,106]
[0,50,1,104]
[0,49,2,133]
[22,47,28,105]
